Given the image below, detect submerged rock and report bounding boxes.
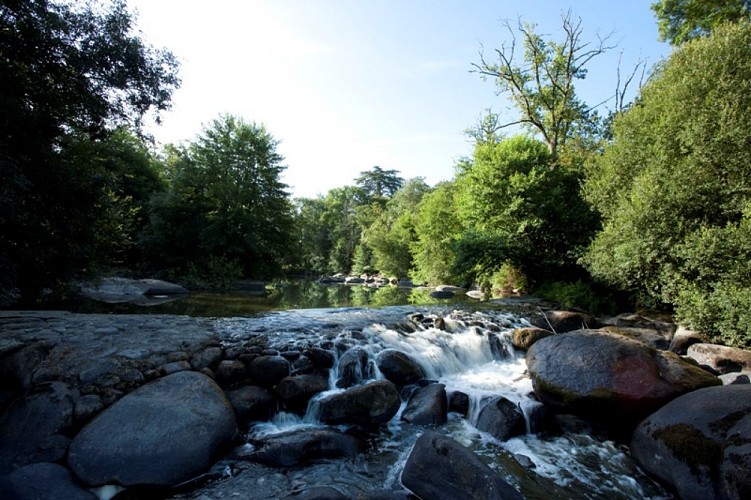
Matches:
[336,347,372,388]
[401,431,522,500]
[318,380,401,426]
[401,383,447,426]
[275,374,329,413]
[526,330,720,426]
[250,428,366,467]
[475,396,526,441]
[631,385,751,500]
[68,371,237,488]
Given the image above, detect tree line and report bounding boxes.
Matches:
[2,0,750,347]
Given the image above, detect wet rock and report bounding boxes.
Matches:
[530,310,599,333]
[215,359,247,387]
[526,330,721,426]
[598,325,670,350]
[0,381,73,474]
[291,354,315,375]
[631,385,751,500]
[250,428,365,467]
[159,360,191,375]
[401,383,447,426]
[511,328,553,351]
[669,326,706,355]
[719,372,750,385]
[190,347,223,371]
[376,349,425,386]
[686,343,751,375]
[475,396,526,441]
[73,394,104,427]
[336,347,372,388]
[247,355,290,387]
[281,486,348,499]
[0,462,96,500]
[401,431,522,500]
[226,385,275,421]
[318,380,401,426]
[68,371,237,488]
[275,374,329,413]
[448,391,469,416]
[0,340,54,390]
[303,347,336,370]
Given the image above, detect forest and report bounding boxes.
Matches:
[1,0,750,347]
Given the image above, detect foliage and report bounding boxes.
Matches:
[143,115,294,282]
[534,281,617,316]
[473,12,611,158]
[583,23,751,345]
[487,262,529,297]
[354,166,404,203]
[651,0,750,44]
[0,0,179,305]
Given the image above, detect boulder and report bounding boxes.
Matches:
[631,385,751,500]
[511,328,554,351]
[190,347,223,371]
[526,330,721,425]
[529,310,599,333]
[0,462,97,500]
[281,486,348,499]
[686,343,751,374]
[303,347,336,370]
[430,290,454,299]
[318,380,401,426]
[401,431,522,500]
[336,347,372,388]
[250,428,365,467]
[226,385,275,421]
[719,372,750,385]
[448,391,469,417]
[474,396,526,441]
[215,359,247,387]
[247,355,290,387]
[669,326,706,354]
[275,374,329,413]
[67,371,237,487]
[0,340,54,390]
[79,277,187,305]
[376,349,426,386]
[401,383,448,426]
[0,381,73,474]
[597,325,670,350]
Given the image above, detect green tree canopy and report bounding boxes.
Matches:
[583,22,751,346]
[0,0,179,305]
[652,0,751,44]
[355,166,404,202]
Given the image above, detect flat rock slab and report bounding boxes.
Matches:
[68,371,237,487]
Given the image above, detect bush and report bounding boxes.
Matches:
[534,281,617,316]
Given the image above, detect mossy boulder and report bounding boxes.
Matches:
[526,330,720,426]
[511,327,554,351]
[631,385,751,499]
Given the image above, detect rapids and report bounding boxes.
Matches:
[171,304,670,499]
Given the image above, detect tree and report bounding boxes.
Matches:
[355,166,404,202]
[0,0,179,304]
[472,12,612,159]
[652,0,751,44]
[582,22,751,346]
[143,115,293,282]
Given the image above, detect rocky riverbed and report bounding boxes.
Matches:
[1,307,750,499]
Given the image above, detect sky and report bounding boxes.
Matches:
[128,0,669,199]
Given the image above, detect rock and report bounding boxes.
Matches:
[250,428,365,467]
[526,330,721,426]
[631,385,751,500]
[318,380,401,426]
[430,290,454,299]
[401,383,447,426]
[345,276,366,284]
[598,325,670,350]
[669,326,706,354]
[68,371,237,488]
[275,374,329,413]
[73,394,104,427]
[336,347,372,388]
[448,391,469,416]
[719,372,750,385]
[0,340,54,390]
[190,347,223,371]
[601,312,675,335]
[79,277,187,305]
[0,381,73,474]
[435,285,467,294]
[303,347,336,370]
[530,310,599,333]
[215,359,247,386]
[0,462,97,500]
[686,343,751,374]
[226,385,275,421]
[376,349,425,386]
[474,396,526,441]
[281,486,348,499]
[466,290,485,300]
[247,355,290,387]
[401,431,522,500]
[511,328,554,351]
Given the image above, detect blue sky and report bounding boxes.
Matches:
[129,0,669,198]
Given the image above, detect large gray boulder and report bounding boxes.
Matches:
[0,462,96,500]
[79,277,187,305]
[318,380,401,426]
[249,428,366,467]
[526,330,720,425]
[686,343,751,374]
[0,382,73,474]
[401,383,448,426]
[376,349,425,386]
[68,371,237,487]
[631,385,751,500]
[401,431,522,500]
[475,396,526,441]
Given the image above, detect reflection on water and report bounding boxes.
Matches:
[65,280,470,317]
